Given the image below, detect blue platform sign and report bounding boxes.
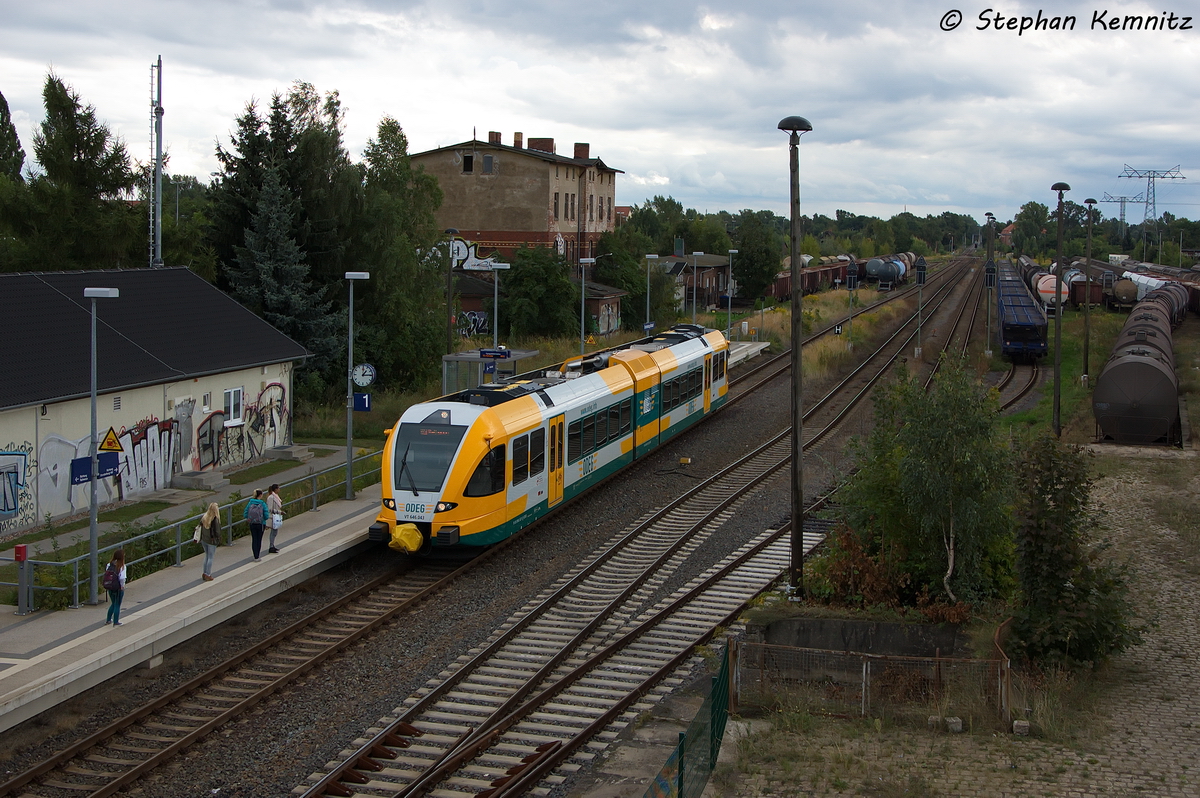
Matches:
[71,452,119,485]
[479,348,511,359]
[643,321,656,332]
[353,392,371,412]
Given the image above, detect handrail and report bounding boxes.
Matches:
[1,450,383,610]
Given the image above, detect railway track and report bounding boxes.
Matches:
[295,264,979,798]
[1,258,981,798]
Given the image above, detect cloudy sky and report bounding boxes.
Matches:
[3,0,1198,223]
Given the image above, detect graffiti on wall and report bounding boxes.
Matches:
[186,382,290,473]
[2,382,292,531]
[36,433,120,523]
[458,310,490,338]
[598,303,619,335]
[0,443,35,532]
[116,416,176,496]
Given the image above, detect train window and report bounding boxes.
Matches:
[582,415,595,456]
[619,399,632,434]
[567,420,582,463]
[530,428,546,476]
[549,424,557,470]
[595,411,608,448]
[465,444,506,497]
[663,379,674,411]
[608,405,622,438]
[512,435,529,485]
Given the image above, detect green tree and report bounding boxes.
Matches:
[1013,201,1050,257]
[503,246,579,337]
[353,116,445,386]
[33,74,135,199]
[0,89,24,182]
[1010,435,1142,667]
[731,210,782,302]
[232,162,340,371]
[842,359,1013,603]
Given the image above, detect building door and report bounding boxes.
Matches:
[549,415,565,507]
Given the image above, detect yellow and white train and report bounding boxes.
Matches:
[370,324,730,553]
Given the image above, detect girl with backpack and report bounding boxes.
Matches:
[243,489,270,560]
[104,549,126,626]
[199,502,221,582]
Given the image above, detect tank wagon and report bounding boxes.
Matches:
[1092,282,1190,445]
[864,252,914,289]
[996,260,1048,360]
[371,325,729,553]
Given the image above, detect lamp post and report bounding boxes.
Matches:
[580,257,595,356]
[847,262,859,349]
[345,272,369,500]
[85,287,119,605]
[445,228,459,357]
[691,252,704,324]
[726,250,738,338]
[985,213,995,358]
[1051,182,1071,438]
[489,263,510,349]
[1083,198,1097,386]
[645,254,659,330]
[778,114,812,596]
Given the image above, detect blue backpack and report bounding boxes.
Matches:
[248,501,265,525]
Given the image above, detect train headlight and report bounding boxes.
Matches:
[435,501,458,513]
[382,498,396,510]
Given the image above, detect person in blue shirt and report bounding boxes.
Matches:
[243,489,270,561]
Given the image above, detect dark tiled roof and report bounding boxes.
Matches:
[0,268,309,411]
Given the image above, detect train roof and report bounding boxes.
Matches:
[442,324,716,409]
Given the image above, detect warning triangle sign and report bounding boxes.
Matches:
[586,335,596,344]
[99,427,124,453]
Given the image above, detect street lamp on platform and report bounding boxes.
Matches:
[345,271,369,500]
[85,286,119,605]
[1051,181,1071,437]
[778,113,812,596]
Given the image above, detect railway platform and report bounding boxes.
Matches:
[0,485,380,735]
[726,340,769,367]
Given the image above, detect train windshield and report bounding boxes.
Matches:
[392,423,469,493]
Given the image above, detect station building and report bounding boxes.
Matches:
[0,268,307,534]
[411,132,622,264]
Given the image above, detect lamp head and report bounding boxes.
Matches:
[645,254,659,260]
[84,288,119,299]
[345,271,370,280]
[445,228,459,236]
[1085,197,1097,206]
[728,249,739,255]
[1051,182,1071,193]
[777,116,813,133]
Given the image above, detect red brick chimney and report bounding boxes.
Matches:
[528,137,555,154]
[574,142,590,160]
[488,131,501,145]
[513,132,523,149]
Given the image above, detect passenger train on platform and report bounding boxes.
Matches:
[370,325,730,554]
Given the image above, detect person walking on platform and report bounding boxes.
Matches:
[244,489,269,560]
[267,484,284,553]
[103,549,126,626]
[200,502,221,581]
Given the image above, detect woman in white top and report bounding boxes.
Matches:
[104,548,127,626]
[267,484,284,553]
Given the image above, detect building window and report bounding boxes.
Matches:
[224,387,243,426]
[483,154,493,174]
[554,192,559,220]
[462,154,474,173]
[112,396,121,411]
[607,197,612,222]
[571,194,576,220]
[589,195,594,222]
[202,392,211,412]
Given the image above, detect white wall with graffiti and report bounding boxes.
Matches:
[0,363,293,534]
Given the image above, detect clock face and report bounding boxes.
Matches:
[352,363,376,387]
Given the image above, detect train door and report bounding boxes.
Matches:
[548,414,565,507]
[703,354,712,413]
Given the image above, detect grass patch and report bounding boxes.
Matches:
[227,459,301,485]
[1012,666,1111,745]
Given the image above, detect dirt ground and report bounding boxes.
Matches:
[569,449,1200,798]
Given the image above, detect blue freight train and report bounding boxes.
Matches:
[996,259,1048,360]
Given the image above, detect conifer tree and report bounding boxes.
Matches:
[0,89,25,182]
[233,163,339,370]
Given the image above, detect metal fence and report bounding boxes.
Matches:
[644,645,731,798]
[735,641,1010,726]
[1,450,383,612]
